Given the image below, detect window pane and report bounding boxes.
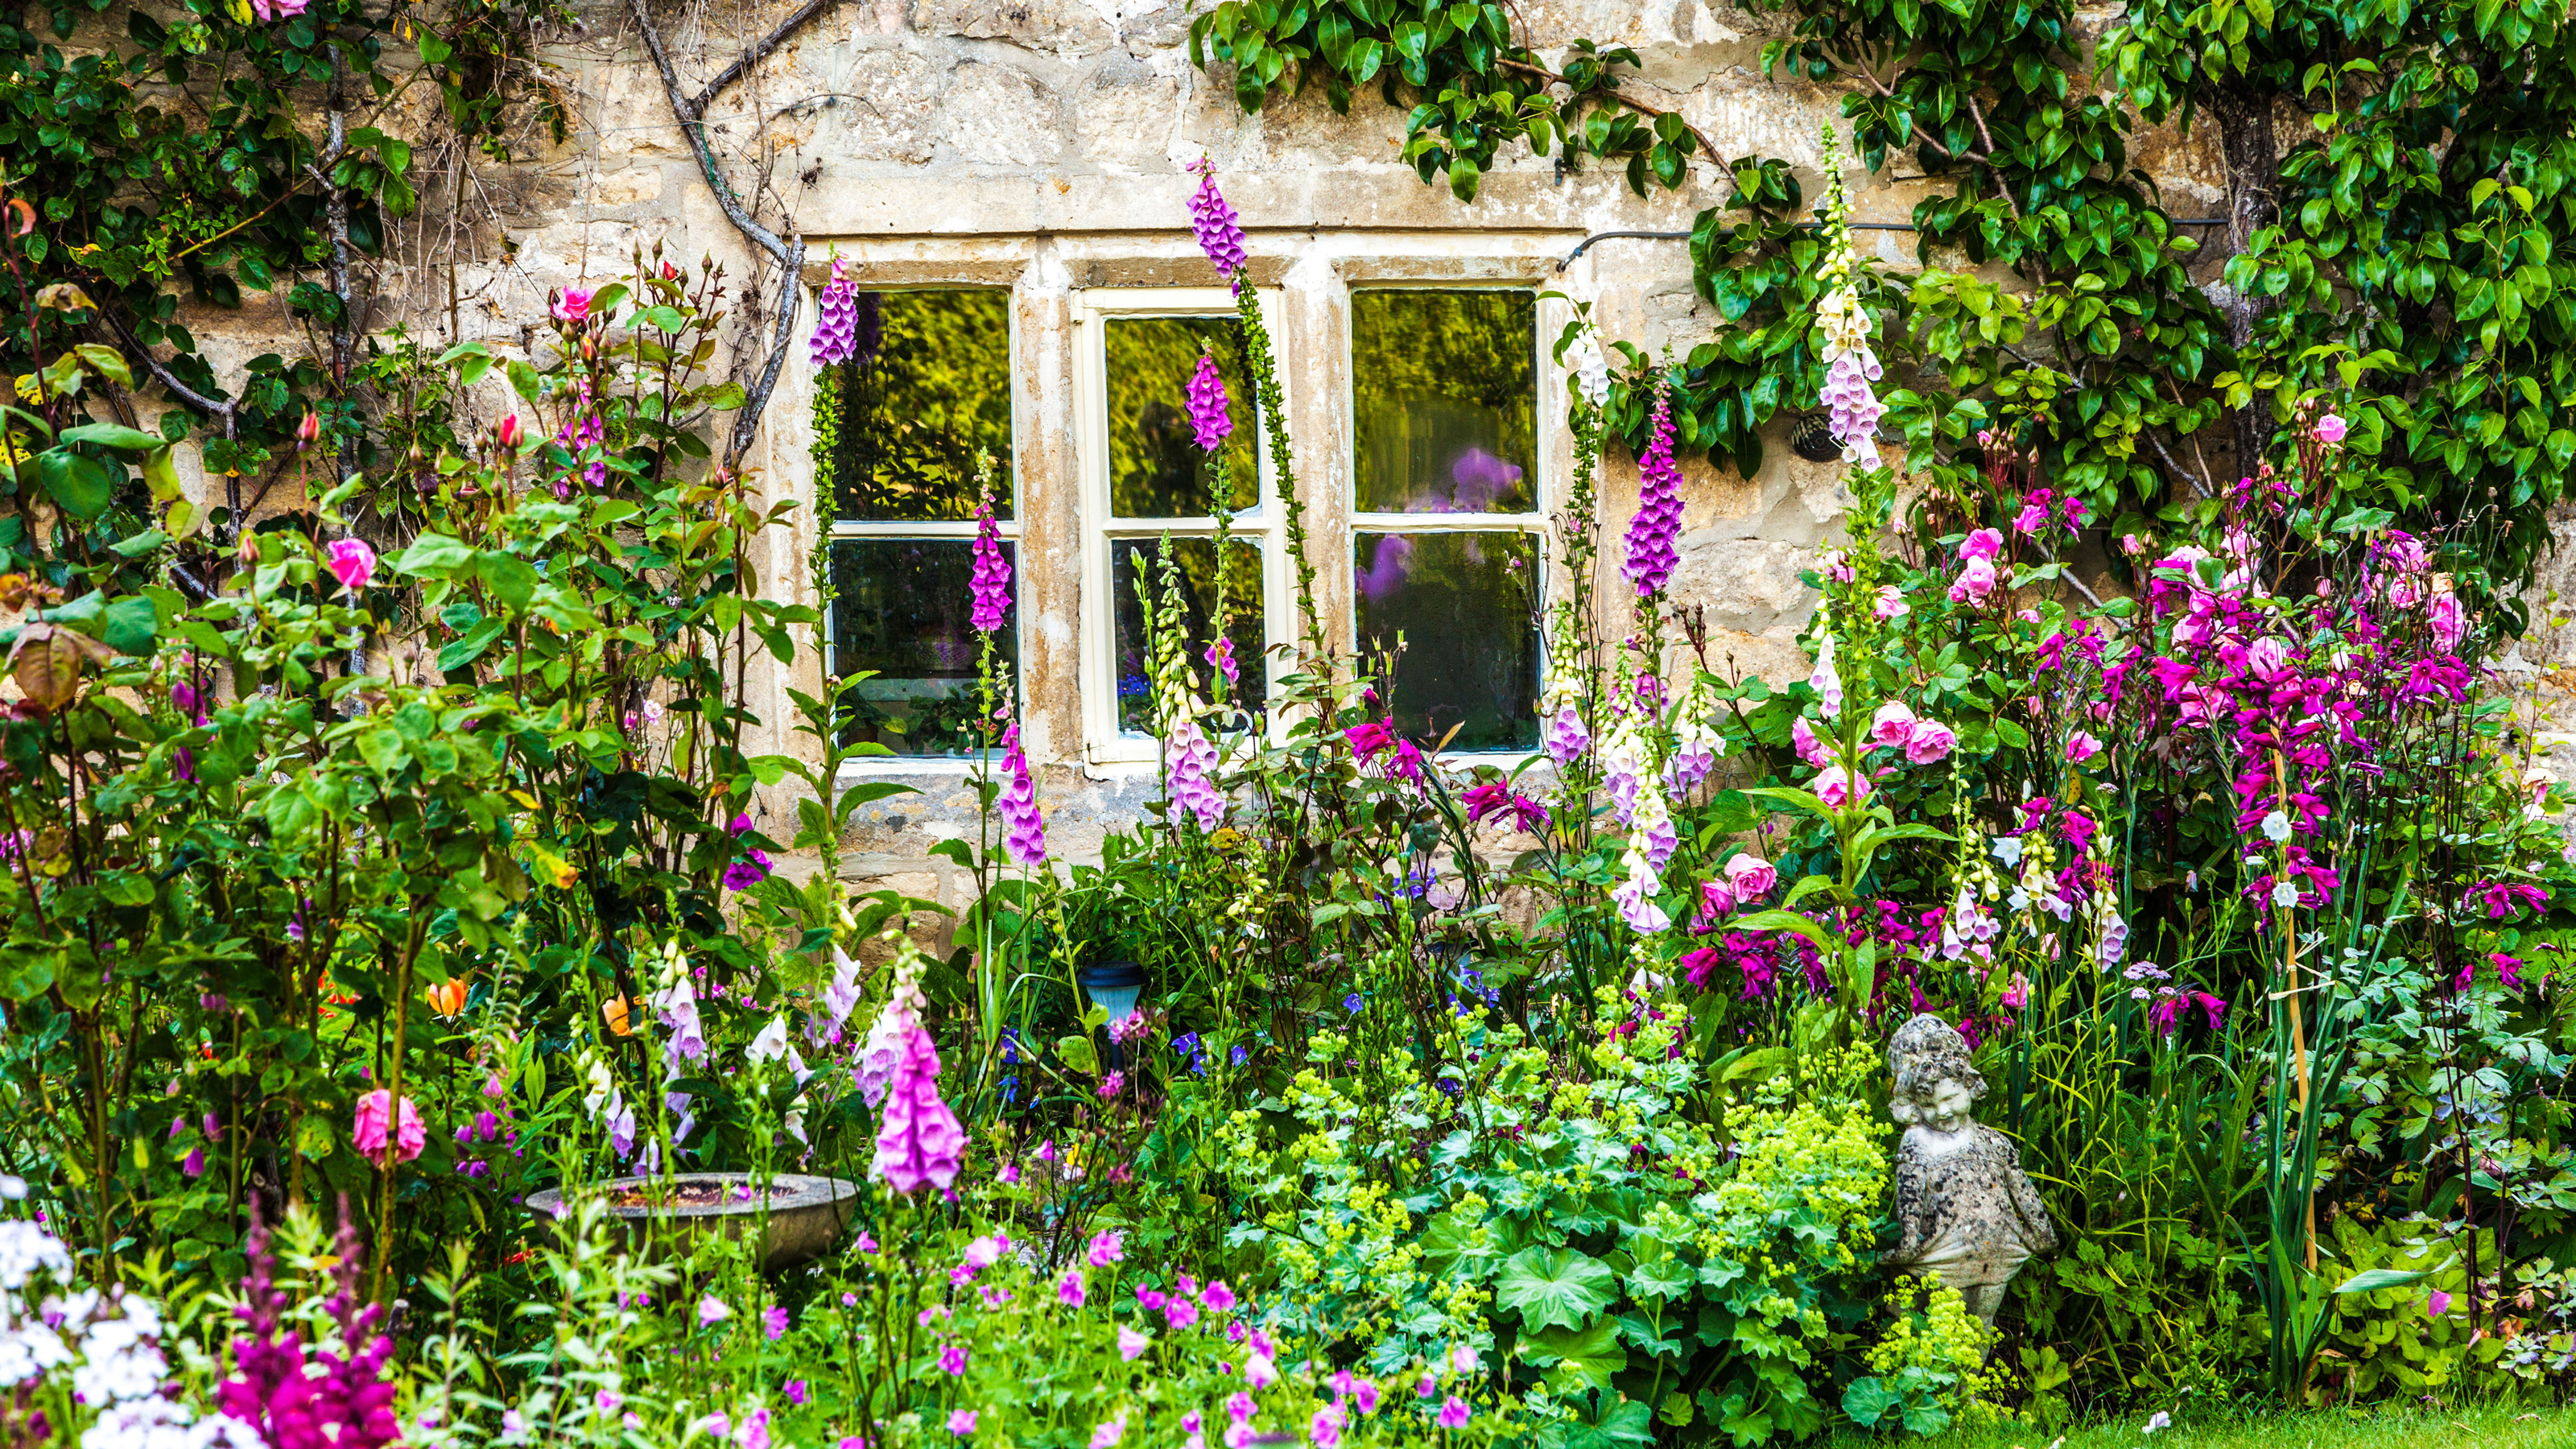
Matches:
[1105,316,1260,519]
[831,539,1018,756]
[1352,291,1537,515]
[1111,536,1265,736]
[822,290,1013,522]
[1354,531,1538,750]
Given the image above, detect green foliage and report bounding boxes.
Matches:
[1189,0,2576,590]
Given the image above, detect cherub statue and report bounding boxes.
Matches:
[1884,1013,2057,1326]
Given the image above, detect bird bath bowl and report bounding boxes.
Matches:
[526,1172,860,1274]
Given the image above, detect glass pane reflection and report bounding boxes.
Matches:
[1111,536,1265,736]
[1353,531,1538,751]
[1352,291,1537,515]
[1105,316,1261,518]
[824,290,1014,523]
[830,539,1017,756]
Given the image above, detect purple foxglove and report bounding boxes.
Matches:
[1612,846,1670,933]
[811,258,858,366]
[1622,386,1684,597]
[1187,156,1249,280]
[970,498,1010,634]
[1164,716,1225,832]
[872,1026,964,1195]
[1186,350,1233,452]
[998,724,1047,865]
[1543,703,1590,765]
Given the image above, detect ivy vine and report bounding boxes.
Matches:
[1192,0,2576,595]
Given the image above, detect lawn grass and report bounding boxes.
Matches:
[1830,1401,2576,1449]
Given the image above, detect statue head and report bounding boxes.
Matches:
[1888,1012,1985,1133]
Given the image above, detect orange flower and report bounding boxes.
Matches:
[602,995,634,1036]
[426,976,471,1018]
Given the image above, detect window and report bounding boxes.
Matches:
[819,288,1018,756]
[1076,288,1286,764]
[1348,289,1542,751]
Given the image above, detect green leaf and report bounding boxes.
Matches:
[1730,909,1832,949]
[437,617,507,672]
[101,595,155,654]
[1495,1245,1617,1331]
[395,531,476,577]
[1520,1317,1628,1393]
[58,422,161,451]
[2334,1267,2430,1294]
[1841,1377,1902,1426]
[37,451,115,520]
[475,551,539,613]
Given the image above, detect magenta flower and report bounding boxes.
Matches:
[353,1091,423,1167]
[1118,1326,1151,1361]
[998,724,1046,866]
[970,498,1010,634]
[1867,701,1918,752]
[219,1216,402,1449]
[1187,157,1248,280]
[1202,1280,1237,1312]
[1187,351,1233,452]
[1059,1269,1086,1308]
[2314,411,2347,444]
[1088,1228,1125,1266]
[1090,1411,1128,1449]
[1873,584,1909,619]
[811,258,859,365]
[939,1344,968,1375]
[1948,555,1999,606]
[323,539,376,594]
[784,1381,808,1407]
[871,1027,965,1195]
[1206,635,1239,686]
[551,286,596,324]
[2065,731,2104,765]
[183,1146,206,1178]
[1960,526,2004,561]
[1623,385,1684,597]
[1435,1397,1471,1430]
[698,1294,731,1328]
[764,1306,790,1340]
[246,0,308,19]
[947,1410,978,1436]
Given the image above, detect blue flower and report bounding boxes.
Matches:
[1344,993,1364,1013]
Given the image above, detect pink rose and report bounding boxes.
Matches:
[323,538,376,594]
[1903,720,1955,765]
[1790,715,1832,768]
[1695,878,1737,927]
[1948,555,1999,605]
[2314,411,2347,444]
[1872,584,1909,620]
[1959,527,2004,561]
[1724,852,1777,899]
[552,286,597,324]
[1814,766,1869,809]
[1867,701,1918,752]
[2012,504,2046,535]
[2065,731,2104,765]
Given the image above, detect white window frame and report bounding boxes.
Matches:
[1342,280,1552,756]
[823,283,1022,766]
[1072,285,1294,768]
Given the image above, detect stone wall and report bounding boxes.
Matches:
[175,0,2328,927]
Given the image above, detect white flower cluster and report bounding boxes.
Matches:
[0,1179,257,1449]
